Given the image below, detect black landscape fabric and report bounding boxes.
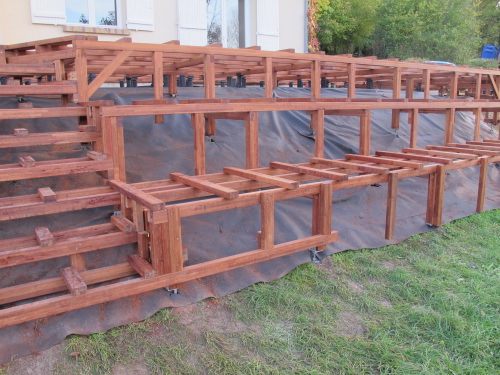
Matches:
[0,87,498,363]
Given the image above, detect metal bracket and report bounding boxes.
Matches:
[164,287,179,294]
[394,129,400,138]
[309,248,321,264]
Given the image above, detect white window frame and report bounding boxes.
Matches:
[65,0,123,28]
[208,0,244,48]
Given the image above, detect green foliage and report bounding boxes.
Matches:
[478,0,500,46]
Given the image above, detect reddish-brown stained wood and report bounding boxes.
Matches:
[345,154,423,169]
[153,51,165,123]
[444,108,455,144]
[311,110,325,158]
[260,191,275,249]
[385,172,399,240]
[423,69,431,99]
[128,254,157,279]
[264,57,273,98]
[409,108,419,148]
[476,157,489,212]
[426,173,436,225]
[19,156,35,168]
[432,164,446,226]
[224,166,298,189]
[347,63,356,98]
[111,214,136,233]
[246,112,259,169]
[60,267,87,296]
[270,161,348,181]
[359,109,371,155]
[191,112,206,175]
[170,172,239,200]
[311,60,321,99]
[204,54,216,99]
[313,182,333,251]
[448,143,500,151]
[37,187,57,203]
[427,145,499,157]
[87,151,107,160]
[403,147,477,160]
[109,180,165,211]
[35,227,55,247]
[375,151,452,164]
[310,157,389,174]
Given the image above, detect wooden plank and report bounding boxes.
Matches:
[37,187,57,203]
[246,112,259,169]
[476,157,489,212]
[359,109,371,155]
[224,166,298,189]
[385,172,398,240]
[427,145,499,157]
[109,180,165,211]
[0,131,100,148]
[170,173,239,199]
[192,113,206,175]
[18,156,35,168]
[128,254,156,279]
[345,154,423,169]
[375,151,452,164]
[60,267,87,296]
[310,157,389,174]
[111,215,136,233]
[402,148,478,160]
[259,191,275,250]
[35,227,55,247]
[409,108,419,148]
[269,161,348,181]
[0,85,77,96]
[0,63,55,75]
[449,143,500,151]
[0,232,338,328]
[87,50,132,98]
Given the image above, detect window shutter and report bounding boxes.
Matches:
[177,0,207,46]
[126,0,154,31]
[30,0,66,25]
[256,0,279,51]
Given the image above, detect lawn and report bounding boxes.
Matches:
[2,209,499,375]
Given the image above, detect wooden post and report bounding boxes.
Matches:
[192,113,206,175]
[359,109,371,155]
[312,110,325,158]
[54,59,68,106]
[246,112,259,169]
[432,165,446,227]
[112,117,126,181]
[164,206,184,289]
[311,60,321,99]
[474,107,482,141]
[476,157,489,212]
[312,182,333,251]
[450,72,458,99]
[426,173,436,225]
[475,73,482,99]
[385,172,399,240]
[423,69,431,99]
[409,108,419,148]
[75,48,88,102]
[204,54,216,99]
[444,108,455,145]
[406,78,415,100]
[391,67,402,130]
[168,73,178,96]
[259,191,275,249]
[264,57,273,98]
[153,51,164,123]
[347,63,356,99]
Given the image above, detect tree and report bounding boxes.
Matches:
[99,11,116,26]
[477,0,500,46]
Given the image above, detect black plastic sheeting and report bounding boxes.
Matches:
[0,87,498,363]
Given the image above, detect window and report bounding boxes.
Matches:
[66,0,119,27]
[207,0,241,48]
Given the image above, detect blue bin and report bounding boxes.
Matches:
[481,44,497,59]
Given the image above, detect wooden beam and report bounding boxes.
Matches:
[310,157,389,174]
[224,167,298,189]
[385,172,398,240]
[128,254,157,279]
[345,154,423,169]
[87,50,132,98]
[35,227,55,247]
[359,109,371,155]
[270,161,348,181]
[259,191,275,249]
[60,267,87,296]
[409,108,419,148]
[375,151,452,164]
[109,180,165,211]
[170,173,239,200]
[191,112,206,175]
[246,112,259,169]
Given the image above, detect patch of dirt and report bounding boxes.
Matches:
[112,363,150,375]
[380,261,396,270]
[379,300,393,308]
[336,311,367,338]
[172,300,259,335]
[4,342,67,375]
[315,255,337,278]
[346,279,365,292]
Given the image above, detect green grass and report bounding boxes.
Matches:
[5,210,498,375]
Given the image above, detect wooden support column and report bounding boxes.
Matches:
[153,51,164,123]
[259,191,275,249]
[425,173,436,225]
[432,165,446,227]
[359,109,371,155]
[409,108,419,148]
[192,113,206,175]
[264,57,273,98]
[311,60,321,99]
[246,112,259,169]
[476,157,489,212]
[204,55,217,135]
[75,48,88,102]
[312,182,333,251]
[164,206,184,289]
[392,67,402,129]
[112,117,126,181]
[168,72,178,96]
[406,78,415,99]
[423,69,431,99]
[474,107,482,142]
[54,59,68,106]
[475,73,482,99]
[450,72,458,99]
[385,172,399,240]
[444,108,455,145]
[347,63,356,99]
[312,110,325,158]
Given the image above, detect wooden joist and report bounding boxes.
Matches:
[223,166,299,189]
[170,172,239,200]
[345,154,424,169]
[269,161,348,181]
